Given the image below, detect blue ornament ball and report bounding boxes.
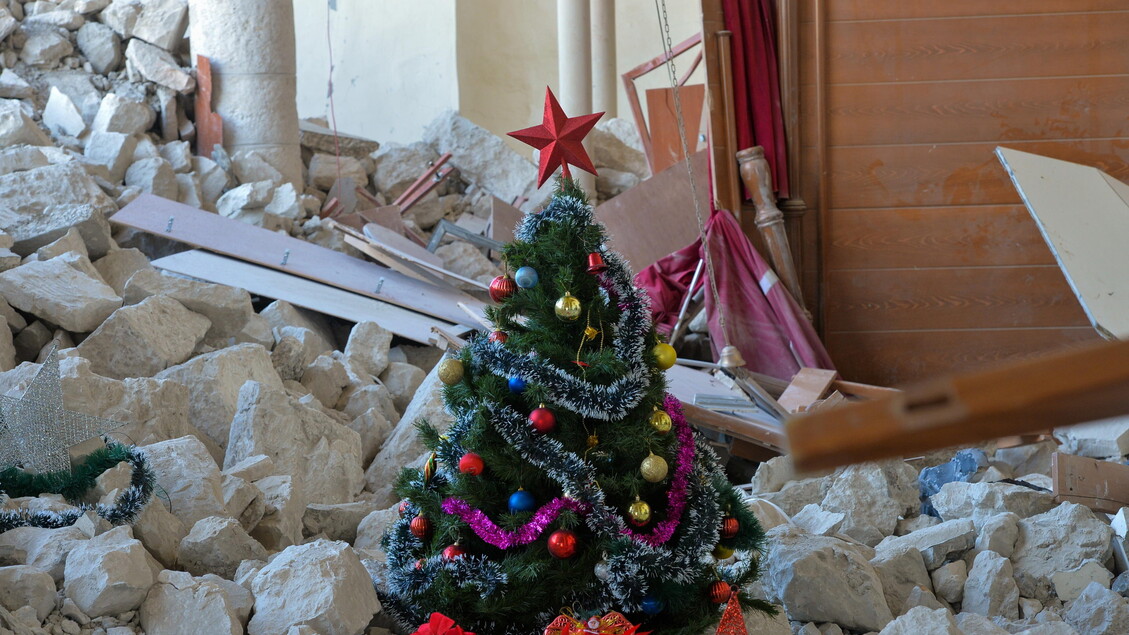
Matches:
[508,489,536,513]
[641,594,664,615]
[514,266,539,289]
[508,376,527,393]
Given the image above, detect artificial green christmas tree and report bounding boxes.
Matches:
[379,88,769,635]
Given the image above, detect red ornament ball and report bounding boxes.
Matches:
[720,516,739,539]
[410,514,432,539]
[489,330,508,344]
[442,544,466,560]
[458,452,485,476]
[398,500,410,517]
[414,558,425,570]
[489,275,517,303]
[547,529,578,558]
[529,405,556,434]
[709,580,732,604]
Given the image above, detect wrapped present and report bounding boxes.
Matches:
[412,613,475,635]
[543,611,649,635]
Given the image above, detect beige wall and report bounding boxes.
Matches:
[293,0,702,149]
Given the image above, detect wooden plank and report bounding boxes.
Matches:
[825,266,1090,332]
[826,328,1101,387]
[826,13,1129,84]
[151,250,468,345]
[645,85,706,176]
[664,364,787,453]
[1051,452,1129,514]
[827,205,1054,269]
[110,194,485,327]
[595,151,709,269]
[827,76,1129,148]
[787,338,1129,471]
[489,197,524,245]
[826,1,1129,22]
[193,55,223,158]
[341,225,489,292]
[778,368,839,413]
[998,147,1129,340]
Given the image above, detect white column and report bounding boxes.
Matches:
[558,0,595,197]
[591,0,616,117]
[189,0,303,188]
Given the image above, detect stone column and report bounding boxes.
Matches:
[189,0,303,188]
[591,0,616,117]
[558,0,595,196]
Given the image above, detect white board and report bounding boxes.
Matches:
[152,250,471,344]
[996,147,1129,340]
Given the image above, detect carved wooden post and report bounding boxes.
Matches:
[737,146,808,315]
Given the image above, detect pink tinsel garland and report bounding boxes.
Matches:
[442,496,590,549]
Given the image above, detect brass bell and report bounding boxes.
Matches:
[718,345,746,369]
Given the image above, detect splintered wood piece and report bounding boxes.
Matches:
[807,391,847,413]
[490,196,524,245]
[1052,452,1129,514]
[394,153,451,208]
[110,194,484,327]
[324,177,358,218]
[778,368,839,414]
[788,338,1129,472]
[194,55,223,158]
[152,250,466,344]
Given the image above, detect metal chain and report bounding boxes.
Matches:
[652,0,731,347]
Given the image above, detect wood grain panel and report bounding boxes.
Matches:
[827,205,1054,269]
[828,139,1129,210]
[825,266,1089,332]
[826,1,1129,22]
[827,76,1129,147]
[827,13,1129,83]
[826,328,1101,386]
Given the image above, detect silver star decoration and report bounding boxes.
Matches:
[0,345,126,474]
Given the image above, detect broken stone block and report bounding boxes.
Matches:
[434,241,502,286]
[84,130,138,183]
[302,500,380,543]
[20,25,74,67]
[308,153,366,191]
[344,320,391,379]
[871,545,932,618]
[0,69,32,100]
[224,454,274,483]
[36,227,89,262]
[122,267,253,338]
[931,560,967,604]
[76,21,121,74]
[178,516,268,580]
[0,322,14,371]
[0,162,116,254]
[300,353,350,409]
[931,481,1056,527]
[93,93,155,136]
[744,498,790,532]
[1055,416,1129,459]
[43,86,86,138]
[878,606,961,635]
[76,295,210,379]
[175,172,204,208]
[1012,503,1113,602]
[962,550,1020,620]
[763,525,892,632]
[132,0,187,51]
[590,119,649,179]
[0,146,49,177]
[0,525,88,582]
[216,180,273,221]
[231,149,284,187]
[1052,560,1113,603]
[349,406,393,468]
[154,343,284,450]
[124,38,194,93]
[379,361,425,414]
[0,565,55,621]
[142,435,228,529]
[354,506,398,554]
[976,512,1020,559]
[262,300,336,351]
[125,157,178,199]
[993,440,1056,477]
[93,248,153,295]
[225,381,363,506]
[875,518,976,571]
[1062,581,1129,634]
[139,570,242,635]
[0,99,51,147]
[759,476,829,518]
[0,9,16,44]
[424,111,538,205]
[250,474,303,551]
[222,473,264,531]
[24,9,85,30]
[156,140,192,173]
[130,495,186,569]
[596,168,640,200]
[0,256,121,332]
[368,141,439,201]
[821,460,920,547]
[63,526,154,618]
[248,540,380,635]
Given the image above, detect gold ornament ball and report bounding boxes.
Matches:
[641,452,669,483]
[437,358,464,385]
[653,343,677,369]
[628,498,651,525]
[650,408,672,435]
[555,292,582,321]
[713,544,734,560]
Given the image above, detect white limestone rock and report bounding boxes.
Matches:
[954,612,1011,635]
[344,321,392,379]
[265,182,302,219]
[1052,560,1113,603]
[124,38,194,93]
[43,87,86,138]
[0,162,116,256]
[759,477,829,517]
[139,569,242,635]
[0,565,55,621]
[931,560,967,605]
[131,497,186,569]
[132,0,187,51]
[1061,581,1129,634]
[820,460,919,547]
[590,119,649,179]
[745,498,791,532]
[424,111,538,205]
[248,540,380,635]
[875,518,976,571]
[250,475,303,551]
[302,501,380,543]
[0,525,88,582]
[871,546,932,618]
[0,99,50,147]
[596,168,640,200]
[76,295,211,379]
[222,473,265,531]
[142,436,227,529]
[92,93,155,136]
[84,130,137,183]
[125,157,177,200]
[353,506,398,555]
[378,361,425,414]
[0,256,121,332]
[877,606,961,635]
[93,249,155,295]
[236,313,275,350]
[349,405,393,468]
[433,241,501,285]
[931,481,1056,527]
[963,550,1019,620]
[368,141,439,201]
[307,153,366,191]
[63,526,154,618]
[155,343,283,451]
[976,512,1021,559]
[1011,503,1113,602]
[20,26,73,67]
[300,353,349,409]
[0,69,33,100]
[76,21,122,74]
[791,504,845,536]
[177,516,267,580]
[0,146,49,177]
[232,150,284,187]
[763,525,892,632]
[123,268,253,339]
[216,180,273,220]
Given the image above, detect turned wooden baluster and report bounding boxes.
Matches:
[736,146,809,317]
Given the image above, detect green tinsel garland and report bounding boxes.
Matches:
[0,443,135,501]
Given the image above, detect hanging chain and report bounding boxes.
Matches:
[652,0,731,347]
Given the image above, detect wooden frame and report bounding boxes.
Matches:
[621,33,703,171]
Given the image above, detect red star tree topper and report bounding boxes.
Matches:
[508,87,604,187]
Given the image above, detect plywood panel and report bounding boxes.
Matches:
[826,1,1128,22]
[827,13,1129,84]
[828,139,1129,210]
[826,328,1100,386]
[827,76,1129,147]
[825,266,1089,332]
[827,205,1054,269]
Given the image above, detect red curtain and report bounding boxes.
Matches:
[722,0,790,198]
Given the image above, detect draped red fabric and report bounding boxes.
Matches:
[721,0,790,198]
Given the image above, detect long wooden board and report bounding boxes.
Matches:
[1052,452,1129,515]
[788,338,1129,471]
[665,364,787,454]
[111,194,485,327]
[152,250,468,344]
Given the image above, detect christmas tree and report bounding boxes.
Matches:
[379,89,769,635]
